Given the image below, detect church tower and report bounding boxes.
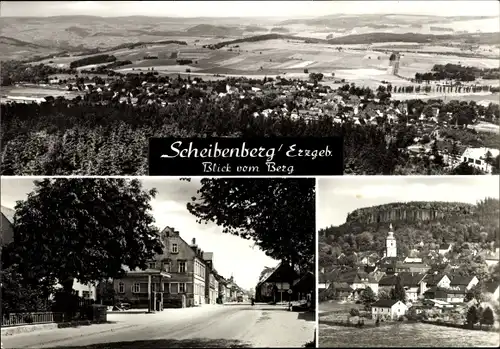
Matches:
[386,223,397,257]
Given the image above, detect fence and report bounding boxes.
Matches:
[2,299,97,327]
[1,312,63,327]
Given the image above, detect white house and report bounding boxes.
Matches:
[460,147,500,173]
[404,256,423,263]
[371,299,408,320]
[438,243,453,255]
[423,274,451,290]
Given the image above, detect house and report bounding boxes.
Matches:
[424,286,467,303]
[449,275,478,291]
[423,274,451,290]
[292,271,315,305]
[482,248,500,267]
[337,269,379,296]
[404,257,423,263]
[484,282,500,301]
[203,252,218,305]
[217,275,229,303]
[371,299,408,320]
[113,227,206,309]
[1,206,15,247]
[438,243,453,255]
[460,147,500,173]
[255,262,299,303]
[378,273,426,301]
[328,282,354,301]
[395,262,430,274]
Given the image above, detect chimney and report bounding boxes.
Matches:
[192,238,196,245]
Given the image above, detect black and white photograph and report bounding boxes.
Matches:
[1,1,499,176]
[317,176,500,347]
[0,177,315,348]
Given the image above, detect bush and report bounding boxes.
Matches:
[350,308,360,316]
[304,68,309,74]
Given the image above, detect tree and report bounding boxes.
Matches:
[187,179,315,273]
[361,286,377,305]
[466,305,480,328]
[481,307,494,328]
[378,289,391,300]
[390,275,406,303]
[10,179,164,302]
[465,282,485,303]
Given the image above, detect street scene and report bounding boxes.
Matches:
[2,304,314,348]
[1,177,315,348]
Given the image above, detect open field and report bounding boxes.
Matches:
[2,86,84,99]
[319,322,500,347]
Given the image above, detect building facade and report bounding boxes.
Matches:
[372,299,408,320]
[113,227,207,308]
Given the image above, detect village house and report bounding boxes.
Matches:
[255,262,299,303]
[424,286,467,303]
[371,299,408,320]
[422,273,451,291]
[336,269,379,297]
[449,275,478,291]
[395,262,431,274]
[113,227,207,309]
[203,252,219,305]
[438,243,453,255]
[1,206,15,247]
[484,282,500,302]
[217,275,229,303]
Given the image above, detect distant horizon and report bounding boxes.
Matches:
[317,177,500,229]
[2,13,499,19]
[1,1,498,18]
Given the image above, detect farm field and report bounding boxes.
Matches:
[2,86,84,99]
[319,322,500,347]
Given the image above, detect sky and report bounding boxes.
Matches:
[317,176,500,229]
[0,177,277,291]
[1,1,498,18]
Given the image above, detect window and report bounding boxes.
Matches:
[148,262,157,269]
[172,243,178,253]
[475,159,481,165]
[178,261,186,273]
[163,262,170,272]
[118,282,125,294]
[132,283,140,293]
[82,291,91,299]
[179,283,185,293]
[468,158,473,163]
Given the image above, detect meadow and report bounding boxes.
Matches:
[319,322,500,347]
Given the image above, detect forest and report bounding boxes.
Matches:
[415,63,500,82]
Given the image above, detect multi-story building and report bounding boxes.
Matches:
[203,252,219,304]
[217,276,229,303]
[113,227,207,309]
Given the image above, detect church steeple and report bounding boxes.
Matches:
[386,223,397,257]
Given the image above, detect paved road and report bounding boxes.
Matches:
[2,304,315,348]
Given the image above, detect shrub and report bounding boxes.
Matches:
[350,308,360,316]
[304,68,309,74]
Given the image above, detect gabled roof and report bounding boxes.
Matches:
[485,282,499,293]
[372,299,400,308]
[424,273,448,286]
[439,243,451,250]
[450,275,475,286]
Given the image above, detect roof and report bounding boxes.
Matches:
[424,273,448,286]
[439,244,451,250]
[379,272,425,287]
[461,147,500,160]
[331,282,352,292]
[371,299,400,308]
[203,252,213,261]
[485,282,499,293]
[259,262,299,285]
[450,275,475,286]
[1,206,15,224]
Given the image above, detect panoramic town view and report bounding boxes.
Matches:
[317,176,500,347]
[1,177,315,348]
[1,1,499,175]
